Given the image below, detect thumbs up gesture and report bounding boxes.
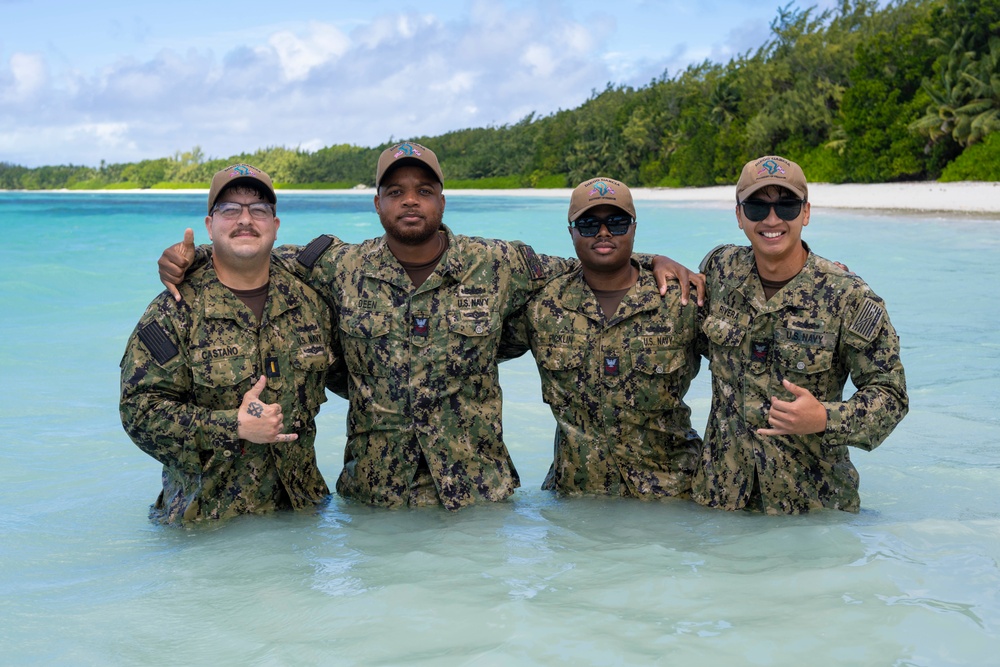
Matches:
[236,376,299,444]
[159,227,197,301]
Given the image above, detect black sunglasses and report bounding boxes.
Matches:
[740,198,804,222]
[572,213,634,237]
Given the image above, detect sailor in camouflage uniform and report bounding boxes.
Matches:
[500,178,702,498]
[282,144,580,510]
[156,144,701,511]
[695,156,908,514]
[120,165,339,524]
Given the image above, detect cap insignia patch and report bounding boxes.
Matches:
[756,159,785,178]
[394,143,422,159]
[589,181,615,198]
[228,164,257,178]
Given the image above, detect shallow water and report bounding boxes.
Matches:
[2,191,999,665]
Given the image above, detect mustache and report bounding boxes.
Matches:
[229,227,261,238]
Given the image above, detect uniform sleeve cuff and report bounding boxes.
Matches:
[200,408,242,456]
[821,402,844,447]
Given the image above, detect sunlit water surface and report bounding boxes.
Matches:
[1,191,998,665]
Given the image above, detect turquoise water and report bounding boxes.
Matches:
[2,191,999,665]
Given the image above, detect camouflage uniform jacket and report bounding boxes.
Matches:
[695,244,908,514]
[278,225,576,510]
[120,259,337,524]
[501,261,702,498]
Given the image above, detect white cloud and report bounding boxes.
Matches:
[0,121,135,163]
[0,4,620,167]
[357,13,439,50]
[269,22,350,82]
[521,45,556,78]
[1,52,47,104]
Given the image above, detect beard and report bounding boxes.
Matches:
[379,211,442,246]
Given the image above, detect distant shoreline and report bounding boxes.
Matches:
[8,181,1000,215]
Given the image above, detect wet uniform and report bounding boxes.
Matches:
[279,226,576,510]
[501,261,702,497]
[696,243,908,513]
[120,259,337,524]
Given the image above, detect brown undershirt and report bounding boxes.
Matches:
[591,286,631,321]
[398,232,449,288]
[590,265,638,320]
[760,274,793,301]
[228,282,269,322]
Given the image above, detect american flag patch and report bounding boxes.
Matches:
[849,298,885,341]
[137,321,179,365]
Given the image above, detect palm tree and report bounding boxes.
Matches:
[954,37,1000,145]
[911,34,1000,147]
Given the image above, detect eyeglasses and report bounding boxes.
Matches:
[572,213,634,237]
[740,199,804,222]
[212,202,275,220]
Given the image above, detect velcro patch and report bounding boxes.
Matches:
[751,340,771,363]
[518,243,546,280]
[604,356,620,376]
[776,327,836,348]
[849,298,885,342]
[297,235,334,269]
[413,316,430,337]
[137,321,179,366]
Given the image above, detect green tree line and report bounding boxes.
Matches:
[3,0,998,191]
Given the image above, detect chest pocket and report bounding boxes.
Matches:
[291,345,332,410]
[536,345,586,372]
[775,322,836,376]
[631,345,687,377]
[776,341,835,375]
[339,310,393,378]
[446,311,500,376]
[703,314,747,376]
[630,343,689,411]
[191,356,255,402]
[703,314,747,347]
[535,345,586,407]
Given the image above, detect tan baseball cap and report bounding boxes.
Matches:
[568,177,635,221]
[736,155,808,202]
[375,142,444,188]
[207,164,276,213]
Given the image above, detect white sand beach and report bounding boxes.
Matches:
[441,181,1000,215]
[51,180,1000,215]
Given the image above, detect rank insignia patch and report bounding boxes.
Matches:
[604,356,620,376]
[413,316,430,337]
[751,340,770,363]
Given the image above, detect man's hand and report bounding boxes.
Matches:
[159,228,196,302]
[237,376,299,444]
[757,378,828,436]
[651,255,706,306]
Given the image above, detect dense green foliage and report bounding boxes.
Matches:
[3,0,998,191]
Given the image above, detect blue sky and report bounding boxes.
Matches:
[1,0,836,168]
